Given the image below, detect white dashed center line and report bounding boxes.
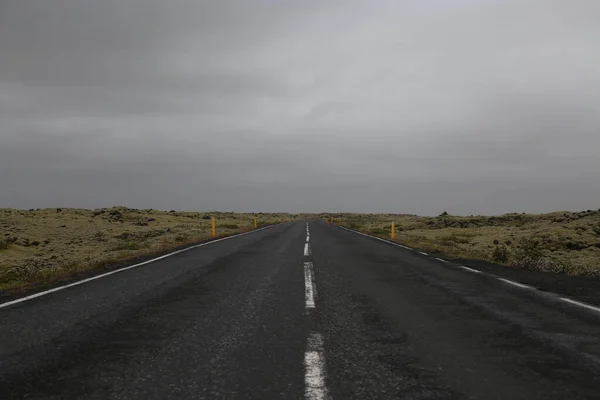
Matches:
[304,262,316,309]
[304,333,328,400]
[302,223,329,399]
[304,243,311,256]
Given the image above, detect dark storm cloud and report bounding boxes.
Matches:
[1,0,599,214]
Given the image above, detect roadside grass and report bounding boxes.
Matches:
[0,208,294,294]
[4,207,600,294]
[335,210,600,276]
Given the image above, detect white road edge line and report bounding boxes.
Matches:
[339,225,600,315]
[304,262,316,309]
[305,332,328,400]
[460,266,482,274]
[338,226,489,279]
[0,224,275,310]
[304,243,311,257]
[339,226,411,248]
[419,251,429,256]
[497,278,532,290]
[435,257,448,263]
[559,297,600,314]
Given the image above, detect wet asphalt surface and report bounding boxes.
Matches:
[1,221,599,399]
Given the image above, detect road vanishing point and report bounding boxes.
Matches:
[1,221,600,399]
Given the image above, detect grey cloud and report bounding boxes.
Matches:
[1,0,600,214]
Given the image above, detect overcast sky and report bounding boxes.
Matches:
[1,0,599,215]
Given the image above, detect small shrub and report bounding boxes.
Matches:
[111,241,139,251]
[491,245,510,263]
[513,237,544,260]
[221,224,239,229]
[510,257,597,275]
[565,241,588,250]
[439,234,471,245]
[92,231,107,241]
[174,234,188,242]
[10,258,46,279]
[202,215,212,220]
[107,209,124,223]
[0,240,9,250]
[115,232,130,240]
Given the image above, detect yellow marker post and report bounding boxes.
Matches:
[391,222,395,239]
[211,217,216,237]
[254,217,258,228]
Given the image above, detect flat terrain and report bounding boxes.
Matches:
[338,210,600,275]
[1,221,599,399]
[0,208,288,293]
[2,208,600,297]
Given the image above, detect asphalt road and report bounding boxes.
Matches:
[1,221,600,399]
